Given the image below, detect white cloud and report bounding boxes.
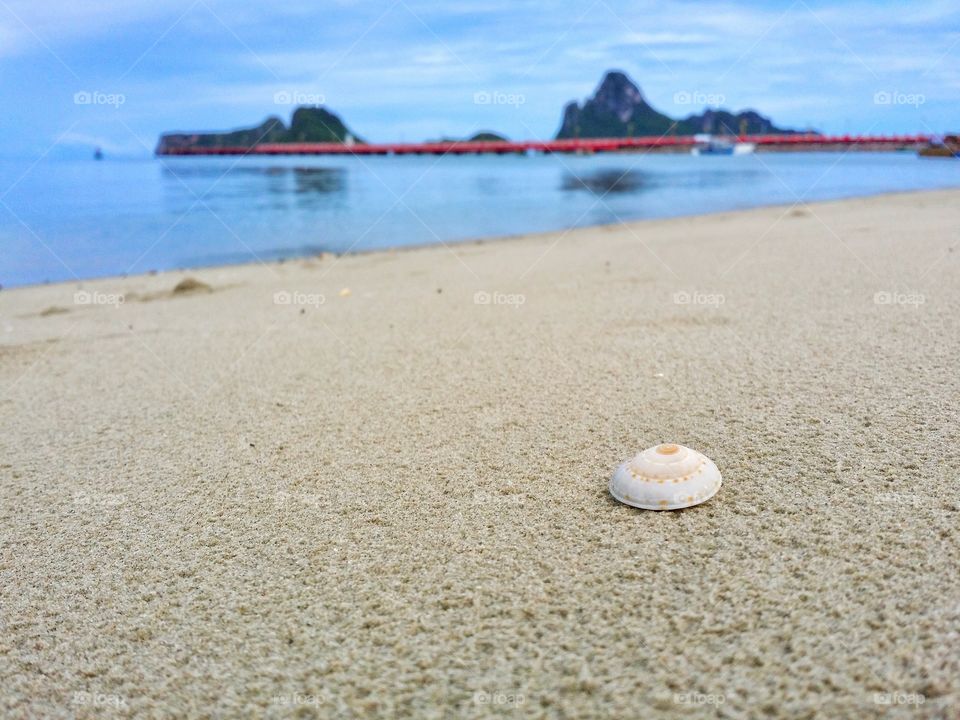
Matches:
[0,0,175,46]
[618,31,717,46]
[1,0,956,145]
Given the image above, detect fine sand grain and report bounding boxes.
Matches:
[2,190,959,719]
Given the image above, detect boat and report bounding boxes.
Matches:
[94,147,104,161]
[918,135,959,158]
[691,134,756,156]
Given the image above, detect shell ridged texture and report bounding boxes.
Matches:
[610,443,722,511]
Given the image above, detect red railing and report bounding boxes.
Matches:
[158,134,932,156]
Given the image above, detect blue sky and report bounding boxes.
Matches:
[0,0,956,157]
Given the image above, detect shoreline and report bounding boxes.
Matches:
[3,188,959,718]
[4,185,959,293]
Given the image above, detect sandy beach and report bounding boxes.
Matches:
[2,189,958,718]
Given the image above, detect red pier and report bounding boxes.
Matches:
[157,134,932,156]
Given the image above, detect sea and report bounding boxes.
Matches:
[1,151,958,287]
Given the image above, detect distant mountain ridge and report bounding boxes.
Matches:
[156,107,361,154]
[156,72,805,153]
[556,71,802,139]
[428,131,509,143]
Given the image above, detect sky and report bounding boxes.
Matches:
[0,0,956,157]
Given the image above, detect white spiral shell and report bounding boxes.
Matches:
[609,443,722,510]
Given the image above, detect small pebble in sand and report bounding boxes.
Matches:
[609,443,722,511]
[339,288,351,297]
[172,278,212,295]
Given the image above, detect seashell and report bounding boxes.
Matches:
[610,443,721,510]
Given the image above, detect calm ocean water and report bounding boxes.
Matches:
[1,151,958,287]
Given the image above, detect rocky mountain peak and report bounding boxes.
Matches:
[592,71,647,122]
[555,69,802,139]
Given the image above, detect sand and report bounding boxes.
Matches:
[2,190,958,719]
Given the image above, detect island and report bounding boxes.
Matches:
[556,70,804,139]
[155,107,361,154]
